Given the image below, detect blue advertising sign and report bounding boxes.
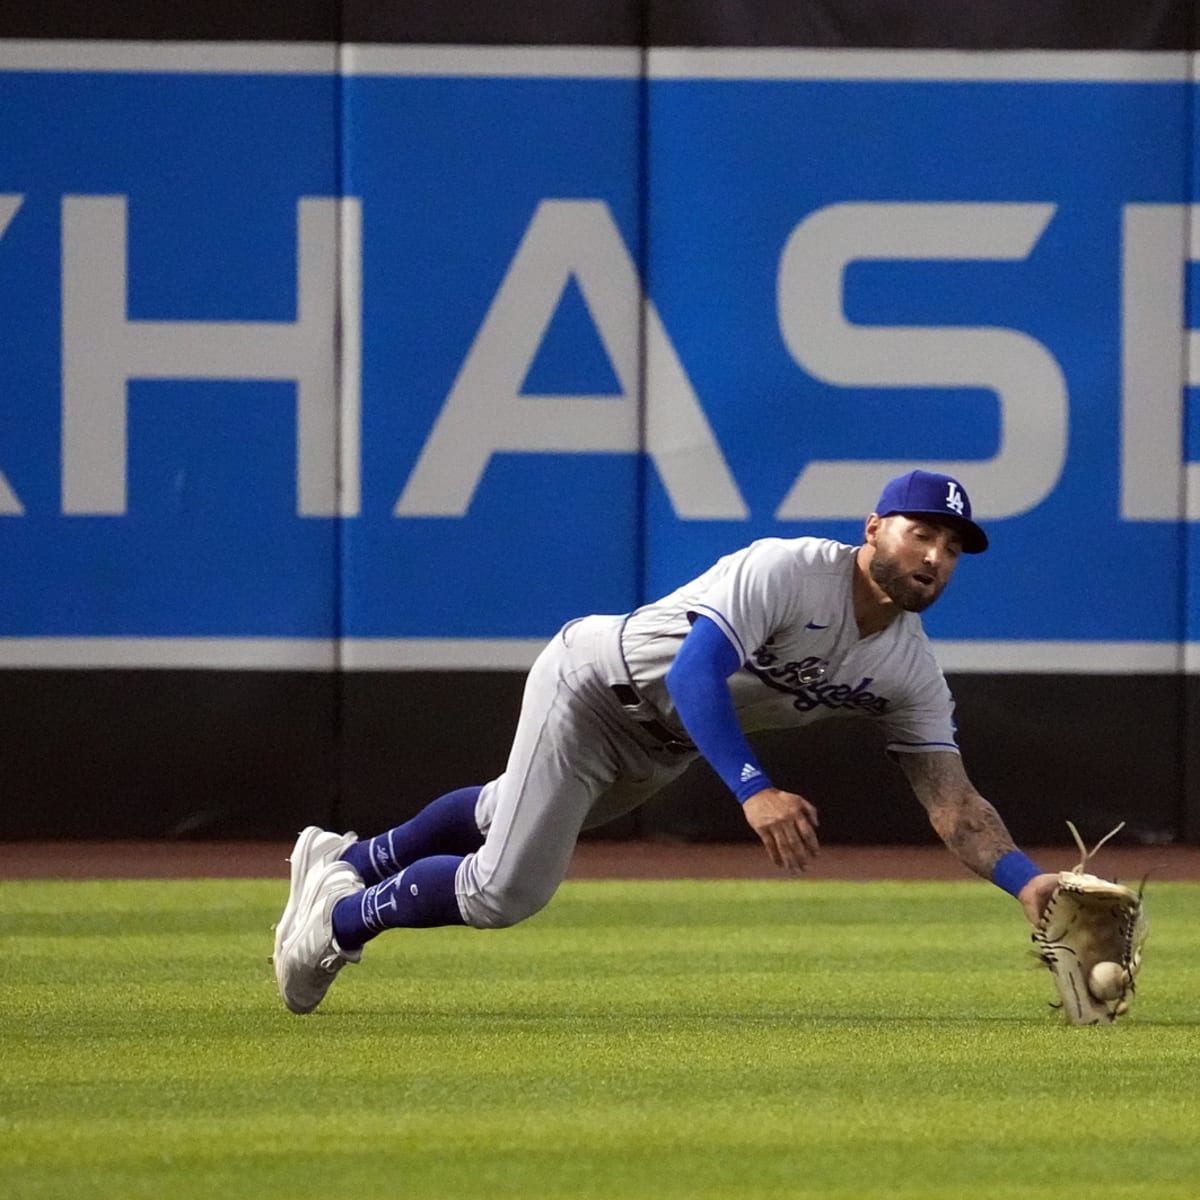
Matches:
[0,45,1194,668]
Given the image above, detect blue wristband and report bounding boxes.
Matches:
[991,850,1042,897]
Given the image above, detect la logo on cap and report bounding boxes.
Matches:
[945,480,965,516]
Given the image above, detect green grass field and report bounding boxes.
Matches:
[2,876,1198,1199]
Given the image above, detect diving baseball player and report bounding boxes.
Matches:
[273,469,1060,1014]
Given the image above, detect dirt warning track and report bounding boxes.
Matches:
[2,839,1196,882]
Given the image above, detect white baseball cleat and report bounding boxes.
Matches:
[275,860,364,1015]
[273,825,359,969]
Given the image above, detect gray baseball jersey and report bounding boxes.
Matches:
[622,536,959,754]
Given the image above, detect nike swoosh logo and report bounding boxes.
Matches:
[805,621,830,630]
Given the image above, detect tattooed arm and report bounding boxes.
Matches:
[898,750,1058,922]
[898,750,1012,876]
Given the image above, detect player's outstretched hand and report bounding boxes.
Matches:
[742,787,820,872]
[1017,872,1060,925]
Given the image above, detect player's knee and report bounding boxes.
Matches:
[463,878,554,929]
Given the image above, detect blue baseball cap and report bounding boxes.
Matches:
[875,469,989,554]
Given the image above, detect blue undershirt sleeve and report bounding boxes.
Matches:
[665,614,772,803]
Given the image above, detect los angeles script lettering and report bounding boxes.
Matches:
[750,644,889,715]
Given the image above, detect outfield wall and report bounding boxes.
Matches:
[0,2,1197,844]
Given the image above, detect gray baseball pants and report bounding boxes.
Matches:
[454,614,696,928]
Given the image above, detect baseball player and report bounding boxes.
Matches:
[273,469,1060,1014]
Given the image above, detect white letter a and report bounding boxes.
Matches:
[395,200,746,519]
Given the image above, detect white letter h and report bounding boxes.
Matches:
[61,195,361,516]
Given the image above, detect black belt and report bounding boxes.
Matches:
[610,683,694,754]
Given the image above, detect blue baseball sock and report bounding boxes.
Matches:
[332,855,465,951]
[341,785,484,885]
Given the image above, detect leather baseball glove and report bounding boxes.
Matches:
[1031,822,1148,1026]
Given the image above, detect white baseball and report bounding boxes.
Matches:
[1088,961,1127,1002]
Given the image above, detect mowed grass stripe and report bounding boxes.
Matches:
[2,879,1198,1199]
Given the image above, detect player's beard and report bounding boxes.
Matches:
[868,549,946,613]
